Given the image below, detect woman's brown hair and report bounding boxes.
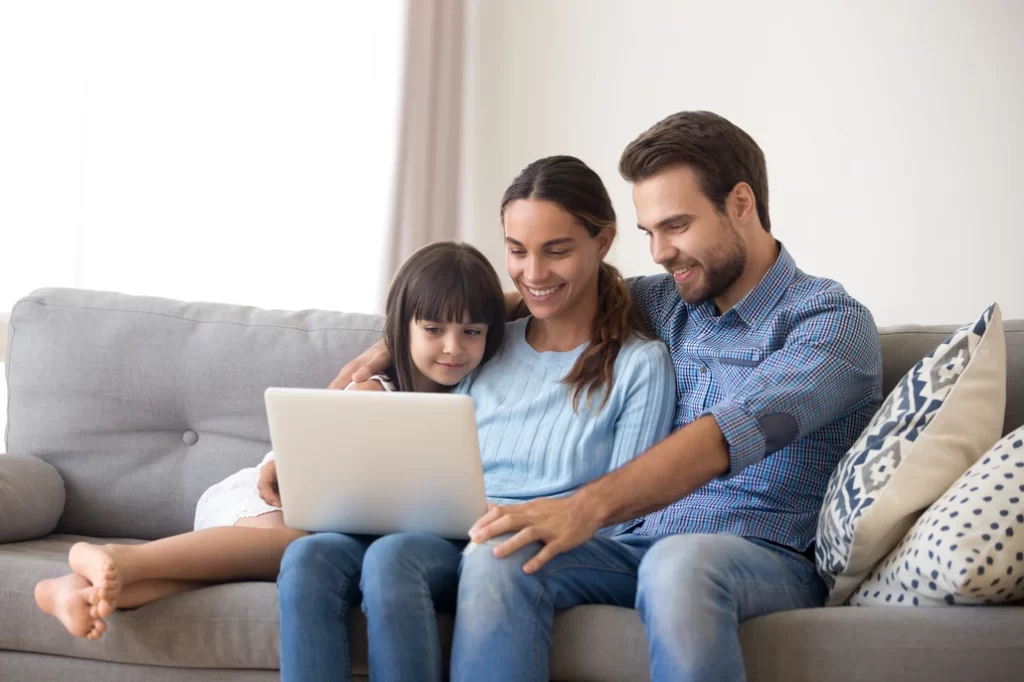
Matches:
[383,241,506,392]
[500,155,651,411]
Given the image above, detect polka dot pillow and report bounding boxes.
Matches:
[850,425,1024,606]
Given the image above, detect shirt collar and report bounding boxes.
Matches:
[730,240,795,326]
[689,240,795,327]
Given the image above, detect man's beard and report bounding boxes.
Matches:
[675,221,746,305]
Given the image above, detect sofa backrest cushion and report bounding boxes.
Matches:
[5,288,382,539]
[878,317,1024,438]
[5,288,1023,540]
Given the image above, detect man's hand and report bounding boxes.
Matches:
[329,338,390,389]
[468,495,603,574]
[258,459,282,507]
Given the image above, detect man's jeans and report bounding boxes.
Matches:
[450,532,826,682]
[277,532,464,682]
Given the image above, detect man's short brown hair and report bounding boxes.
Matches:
[619,111,771,232]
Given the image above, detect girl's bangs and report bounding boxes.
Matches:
[407,263,494,325]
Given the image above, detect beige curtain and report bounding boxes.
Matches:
[380,0,466,290]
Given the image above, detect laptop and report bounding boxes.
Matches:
[264,387,489,539]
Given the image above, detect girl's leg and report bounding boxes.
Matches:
[360,533,464,682]
[40,563,258,639]
[278,532,373,682]
[37,573,205,639]
[112,578,206,609]
[68,511,305,614]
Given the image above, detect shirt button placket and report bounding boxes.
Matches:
[698,362,713,408]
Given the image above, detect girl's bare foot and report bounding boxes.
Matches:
[34,574,107,639]
[68,542,122,616]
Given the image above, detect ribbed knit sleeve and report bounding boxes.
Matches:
[608,341,676,472]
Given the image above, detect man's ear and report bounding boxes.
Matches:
[729,182,758,225]
[596,226,616,258]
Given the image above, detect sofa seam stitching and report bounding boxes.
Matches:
[13,298,382,334]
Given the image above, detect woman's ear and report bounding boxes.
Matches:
[596,226,616,258]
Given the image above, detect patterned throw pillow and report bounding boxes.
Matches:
[850,426,1024,606]
[816,303,1006,606]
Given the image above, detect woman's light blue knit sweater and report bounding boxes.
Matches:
[456,317,675,506]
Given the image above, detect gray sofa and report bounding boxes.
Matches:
[2,287,1023,682]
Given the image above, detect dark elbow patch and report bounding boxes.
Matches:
[758,413,798,454]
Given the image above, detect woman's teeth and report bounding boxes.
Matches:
[527,285,562,297]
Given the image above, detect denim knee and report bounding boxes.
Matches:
[361,533,429,600]
[458,537,542,609]
[637,534,736,598]
[278,533,365,595]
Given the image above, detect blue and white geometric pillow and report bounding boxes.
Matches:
[816,303,1006,606]
[850,426,1024,606]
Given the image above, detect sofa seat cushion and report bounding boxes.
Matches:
[739,604,1024,682]
[4,536,1024,681]
[0,535,281,670]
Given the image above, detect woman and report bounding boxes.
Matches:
[273,155,676,682]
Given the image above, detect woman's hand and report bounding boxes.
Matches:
[328,338,391,388]
[257,460,282,508]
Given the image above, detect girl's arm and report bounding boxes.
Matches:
[347,378,386,392]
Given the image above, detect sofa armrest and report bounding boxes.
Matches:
[0,454,65,543]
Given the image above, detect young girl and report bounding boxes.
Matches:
[33,240,507,641]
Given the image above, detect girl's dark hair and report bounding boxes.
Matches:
[500,155,651,411]
[384,241,506,392]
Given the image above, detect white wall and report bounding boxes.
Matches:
[458,0,1024,327]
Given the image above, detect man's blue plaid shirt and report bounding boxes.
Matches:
[628,243,883,552]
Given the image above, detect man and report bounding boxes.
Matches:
[329,110,884,681]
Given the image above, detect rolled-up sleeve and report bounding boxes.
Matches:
[705,292,883,477]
